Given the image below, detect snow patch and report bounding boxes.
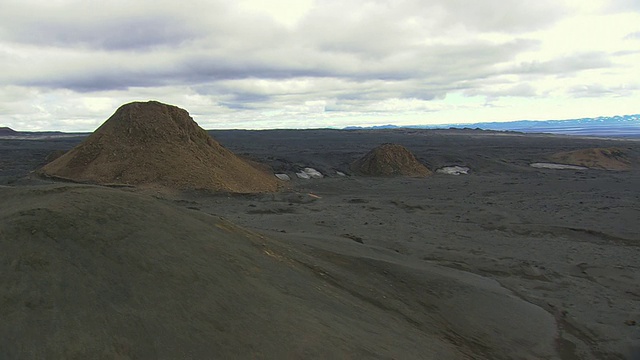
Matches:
[530,163,588,170]
[303,168,323,179]
[275,173,290,181]
[436,166,470,175]
[296,171,311,179]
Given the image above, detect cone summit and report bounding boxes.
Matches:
[40,101,279,192]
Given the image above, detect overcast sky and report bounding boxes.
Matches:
[1,0,639,131]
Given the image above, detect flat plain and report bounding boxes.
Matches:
[1,128,638,359]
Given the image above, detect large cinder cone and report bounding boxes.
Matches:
[351,143,432,177]
[40,101,279,192]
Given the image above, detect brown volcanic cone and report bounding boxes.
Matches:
[40,101,279,192]
[549,147,632,171]
[351,143,432,177]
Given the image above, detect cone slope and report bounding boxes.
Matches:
[40,101,279,192]
[351,143,432,177]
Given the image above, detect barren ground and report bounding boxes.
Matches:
[1,129,639,359]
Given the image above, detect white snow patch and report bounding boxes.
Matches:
[336,171,346,177]
[303,168,323,179]
[296,171,311,179]
[530,163,588,170]
[437,166,470,175]
[275,173,290,181]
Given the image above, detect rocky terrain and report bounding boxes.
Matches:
[0,109,639,359]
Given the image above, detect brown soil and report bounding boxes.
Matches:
[39,101,280,192]
[549,147,633,170]
[44,150,66,163]
[351,143,432,177]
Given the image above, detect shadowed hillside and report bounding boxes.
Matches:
[0,184,464,358]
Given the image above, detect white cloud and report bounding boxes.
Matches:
[237,0,314,28]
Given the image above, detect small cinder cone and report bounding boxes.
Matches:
[549,147,632,170]
[40,101,279,192]
[351,143,432,177]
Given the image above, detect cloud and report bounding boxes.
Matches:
[624,31,640,40]
[431,0,569,32]
[510,52,613,75]
[464,82,538,98]
[0,1,205,50]
[0,0,638,130]
[568,83,639,98]
[3,33,538,95]
[605,0,640,13]
[0,0,555,95]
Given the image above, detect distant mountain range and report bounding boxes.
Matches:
[2,114,640,138]
[344,114,640,137]
[0,127,88,139]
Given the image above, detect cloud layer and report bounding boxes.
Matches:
[1,0,638,130]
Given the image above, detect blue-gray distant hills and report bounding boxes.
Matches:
[2,114,639,138]
[344,114,640,137]
[0,127,18,136]
[0,127,89,139]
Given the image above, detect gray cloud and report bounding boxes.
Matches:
[0,1,213,50]
[0,0,556,95]
[5,16,199,51]
[432,0,569,32]
[624,32,640,40]
[9,34,538,96]
[218,92,274,110]
[568,83,639,98]
[510,52,612,75]
[605,0,640,13]
[464,82,538,98]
